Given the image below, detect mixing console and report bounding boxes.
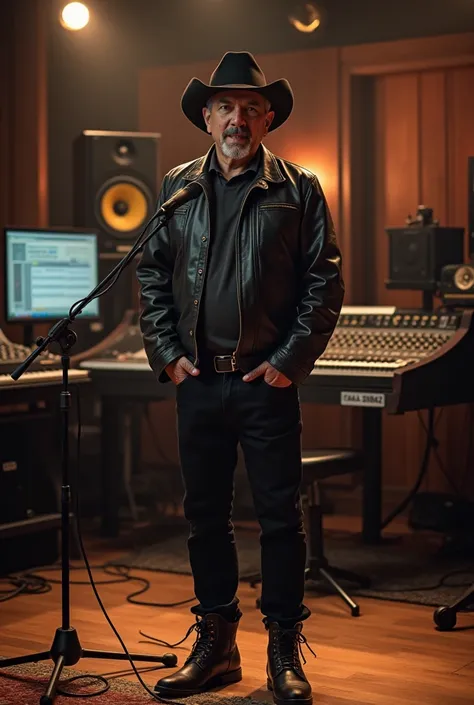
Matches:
[313,307,460,377]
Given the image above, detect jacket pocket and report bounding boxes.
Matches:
[257,203,301,251]
[168,206,190,254]
[259,203,300,211]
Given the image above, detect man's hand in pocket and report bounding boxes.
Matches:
[166,356,200,386]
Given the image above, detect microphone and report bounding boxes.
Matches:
[158,181,203,218]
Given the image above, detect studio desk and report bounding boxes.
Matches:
[79,307,474,542]
[0,331,91,549]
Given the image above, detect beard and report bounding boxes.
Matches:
[220,129,252,159]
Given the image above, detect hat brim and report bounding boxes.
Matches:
[181,78,294,133]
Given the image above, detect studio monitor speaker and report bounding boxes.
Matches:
[385,226,465,291]
[73,130,160,253]
[72,130,159,351]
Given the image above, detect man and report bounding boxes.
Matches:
[137,51,344,704]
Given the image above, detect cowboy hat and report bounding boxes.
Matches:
[181,51,293,133]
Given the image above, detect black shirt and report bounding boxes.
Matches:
[197,146,262,356]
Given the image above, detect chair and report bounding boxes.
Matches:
[249,448,370,616]
[433,586,474,630]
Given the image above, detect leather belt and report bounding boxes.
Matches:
[213,355,239,373]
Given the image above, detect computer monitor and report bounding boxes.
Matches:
[4,226,100,323]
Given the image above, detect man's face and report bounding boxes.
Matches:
[202,90,275,160]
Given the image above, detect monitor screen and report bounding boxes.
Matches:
[4,227,100,322]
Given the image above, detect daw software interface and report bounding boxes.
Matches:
[5,228,100,321]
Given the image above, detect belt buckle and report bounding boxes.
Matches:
[214,355,237,373]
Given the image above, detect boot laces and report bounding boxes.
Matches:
[185,618,215,665]
[138,617,215,666]
[275,627,317,671]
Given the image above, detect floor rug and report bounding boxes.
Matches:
[110,525,474,608]
[0,659,265,705]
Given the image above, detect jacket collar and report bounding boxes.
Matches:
[182,144,285,184]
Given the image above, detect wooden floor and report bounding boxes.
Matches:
[1,521,474,705]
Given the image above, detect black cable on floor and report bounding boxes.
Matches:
[0,574,51,602]
[55,665,166,699]
[56,674,110,698]
[101,563,196,607]
[17,562,196,608]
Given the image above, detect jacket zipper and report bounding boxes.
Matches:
[233,178,268,368]
[192,181,211,368]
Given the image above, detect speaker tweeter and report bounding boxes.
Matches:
[439,263,474,307]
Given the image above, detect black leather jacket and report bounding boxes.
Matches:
[137,145,344,385]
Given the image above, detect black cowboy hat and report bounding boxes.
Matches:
[181,51,294,133]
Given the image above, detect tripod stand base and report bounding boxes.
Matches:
[0,627,177,705]
[305,563,371,617]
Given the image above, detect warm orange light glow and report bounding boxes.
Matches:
[60,2,90,31]
[288,3,321,33]
[297,160,330,191]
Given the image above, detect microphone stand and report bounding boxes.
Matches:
[0,213,177,705]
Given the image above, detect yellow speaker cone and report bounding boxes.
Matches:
[100,181,148,233]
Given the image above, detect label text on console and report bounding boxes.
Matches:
[340,392,386,408]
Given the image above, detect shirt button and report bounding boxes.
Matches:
[198,268,203,275]
[201,236,207,242]
[189,330,194,337]
[193,299,198,306]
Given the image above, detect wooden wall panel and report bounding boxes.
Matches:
[419,71,448,223]
[0,0,49,341]
[372,64,474,500]
[11,0,49,229]
[372,75,386,306]
[342,32,474,75]
[344,75,376,304]
[139,60,216,186]
[373,73,424,493]
[447,66,474,251]
[375,72,421,309]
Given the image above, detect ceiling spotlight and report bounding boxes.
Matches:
[288,3,321,33]
[60,2,90,31]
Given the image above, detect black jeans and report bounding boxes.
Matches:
[175,368,310,627]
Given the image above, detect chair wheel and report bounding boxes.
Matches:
[433,606,456,631]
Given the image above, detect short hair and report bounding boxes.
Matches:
[205,95,271,112]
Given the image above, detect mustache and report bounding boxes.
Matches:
[223,127,250,138]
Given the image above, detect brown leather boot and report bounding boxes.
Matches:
[154,613,242,697]
[266,622,314,705]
